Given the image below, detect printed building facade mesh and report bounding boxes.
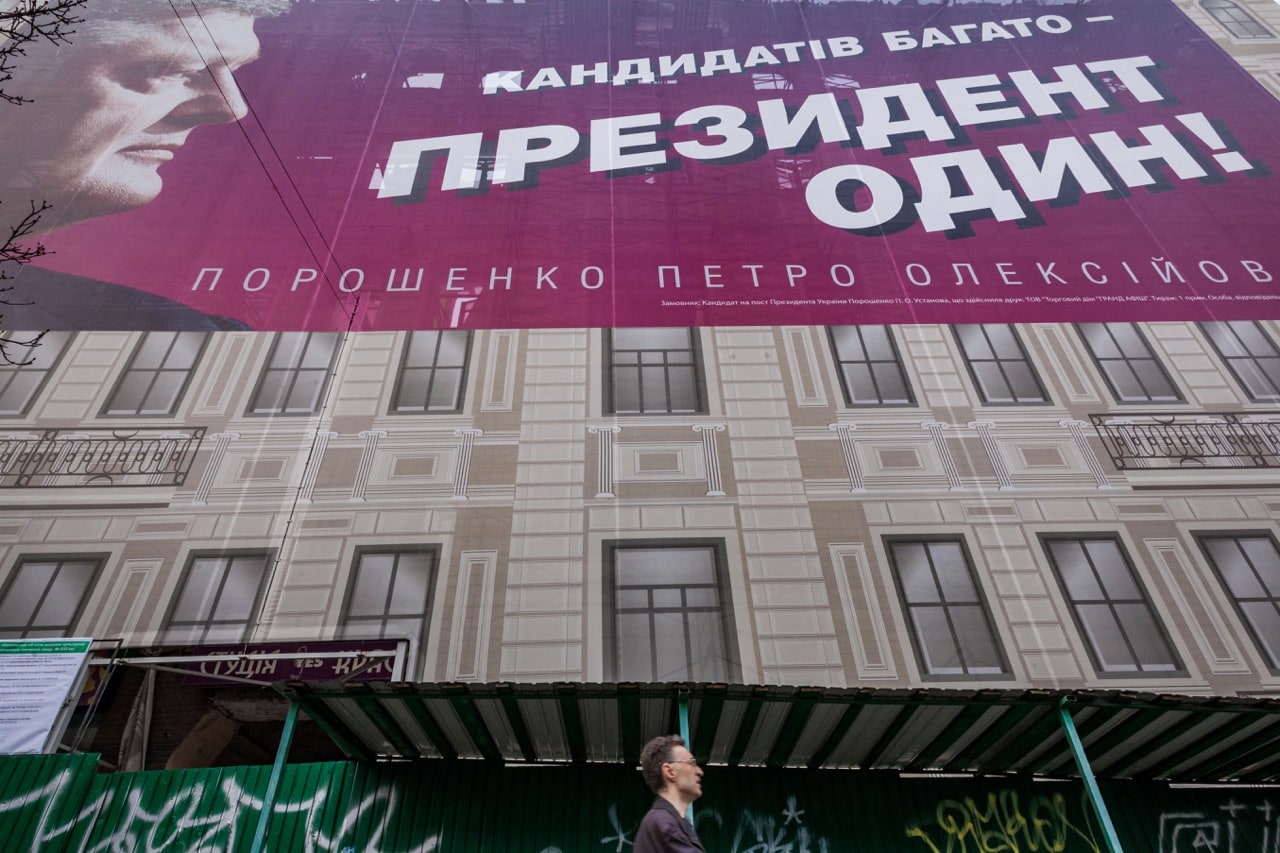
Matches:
[2,0,1280,847]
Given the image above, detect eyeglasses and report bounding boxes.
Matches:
[666,758,699,767]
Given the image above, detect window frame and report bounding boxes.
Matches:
[0,553,106,639]
[247,332,342,416]
[883,535,1011,680]
[827,325,916,407]
[338,545,440,653]
[101,331,209,417]
[1076,323,1183,404]
[1196,531,1280,673]
[0,331,74,418]
[1201,0,1273,38]
[953,324,1051,405]
[1040,533,1185,677]
[604,328,707,416]
[161,550,274,646]
[602,538,739,682]
[1200,321,1280,402]
[389,331,472,415]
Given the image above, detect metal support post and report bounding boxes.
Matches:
[678,689,693,825]
[1058,698,1124,853]
[248,699,299,853]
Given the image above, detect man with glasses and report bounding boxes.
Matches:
[635,734,706,852]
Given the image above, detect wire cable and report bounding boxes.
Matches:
[166,0,356,319]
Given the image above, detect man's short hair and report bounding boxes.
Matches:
[639,735,685,794]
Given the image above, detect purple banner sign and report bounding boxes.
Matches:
[179,640,404,686]
[6,0,1280,330]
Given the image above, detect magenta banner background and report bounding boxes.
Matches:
[24,0,1280,330]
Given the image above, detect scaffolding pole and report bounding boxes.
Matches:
[1058,697,1124,853]
[248,699,299,853]
[678,689,693,825]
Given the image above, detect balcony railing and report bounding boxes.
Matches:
[0,427,206,487]
[1090,412,1280,470]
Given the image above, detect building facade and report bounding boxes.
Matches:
[7,316,1280,759]
[4,0,1280,846]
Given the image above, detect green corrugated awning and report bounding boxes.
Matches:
[275,681,1280,783]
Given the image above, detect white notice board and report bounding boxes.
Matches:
[0,638,93,754]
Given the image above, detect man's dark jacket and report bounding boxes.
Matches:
[633,797,705,852]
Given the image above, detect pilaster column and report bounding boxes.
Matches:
[1060,419,1111,488]
[693,423,727,496]
[453,428,483,499]
[828,423,864,492]
[968,421,1013,490]
[923,421,962,490]
[298,430,337,503]
[192,431,239,504]
[588,425,621,498]
[351,429,386,501]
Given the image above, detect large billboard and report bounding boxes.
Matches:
[5,0,1280,331]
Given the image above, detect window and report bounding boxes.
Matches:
[823,73,859,90]
[775,157,815,190]
[752,72,792,90]
[954,325,1049,404]
[1200,321,1280,402]
[1077,323,1182,403]
[248,332,341,415]
[391,331,470,413]
[606,541,736,681]
[886,538,1008,678]
[0,331,73,416]
[828,325,914,406]
[1042,536,1182,675]
[103,332,208,416]
[1198,533,1280,670]
[340,548,437,647]
[606,328,705,415]
[1202,0,1272,38]
[0,556,103,639]
[163,552,272,644]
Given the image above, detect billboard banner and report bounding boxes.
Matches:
[6,0,1280,331]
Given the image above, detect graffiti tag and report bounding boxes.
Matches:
[905,790,1101,853]
[0,768,440,852]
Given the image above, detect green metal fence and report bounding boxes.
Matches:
[1,753,1274,851]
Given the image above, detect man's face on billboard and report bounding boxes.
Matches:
[4,9,260,228]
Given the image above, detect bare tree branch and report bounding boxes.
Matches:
[0,324,45,366]
[1,0,84,362]
[0,0,86,104]
[0,199,50,363]
[0,199,48,269]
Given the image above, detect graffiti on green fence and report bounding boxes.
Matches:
[905,789,1101,853]
[722,794,832,853]
[0,767,440,852]
[600,795,832,852]
[1158,799,1280,852]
